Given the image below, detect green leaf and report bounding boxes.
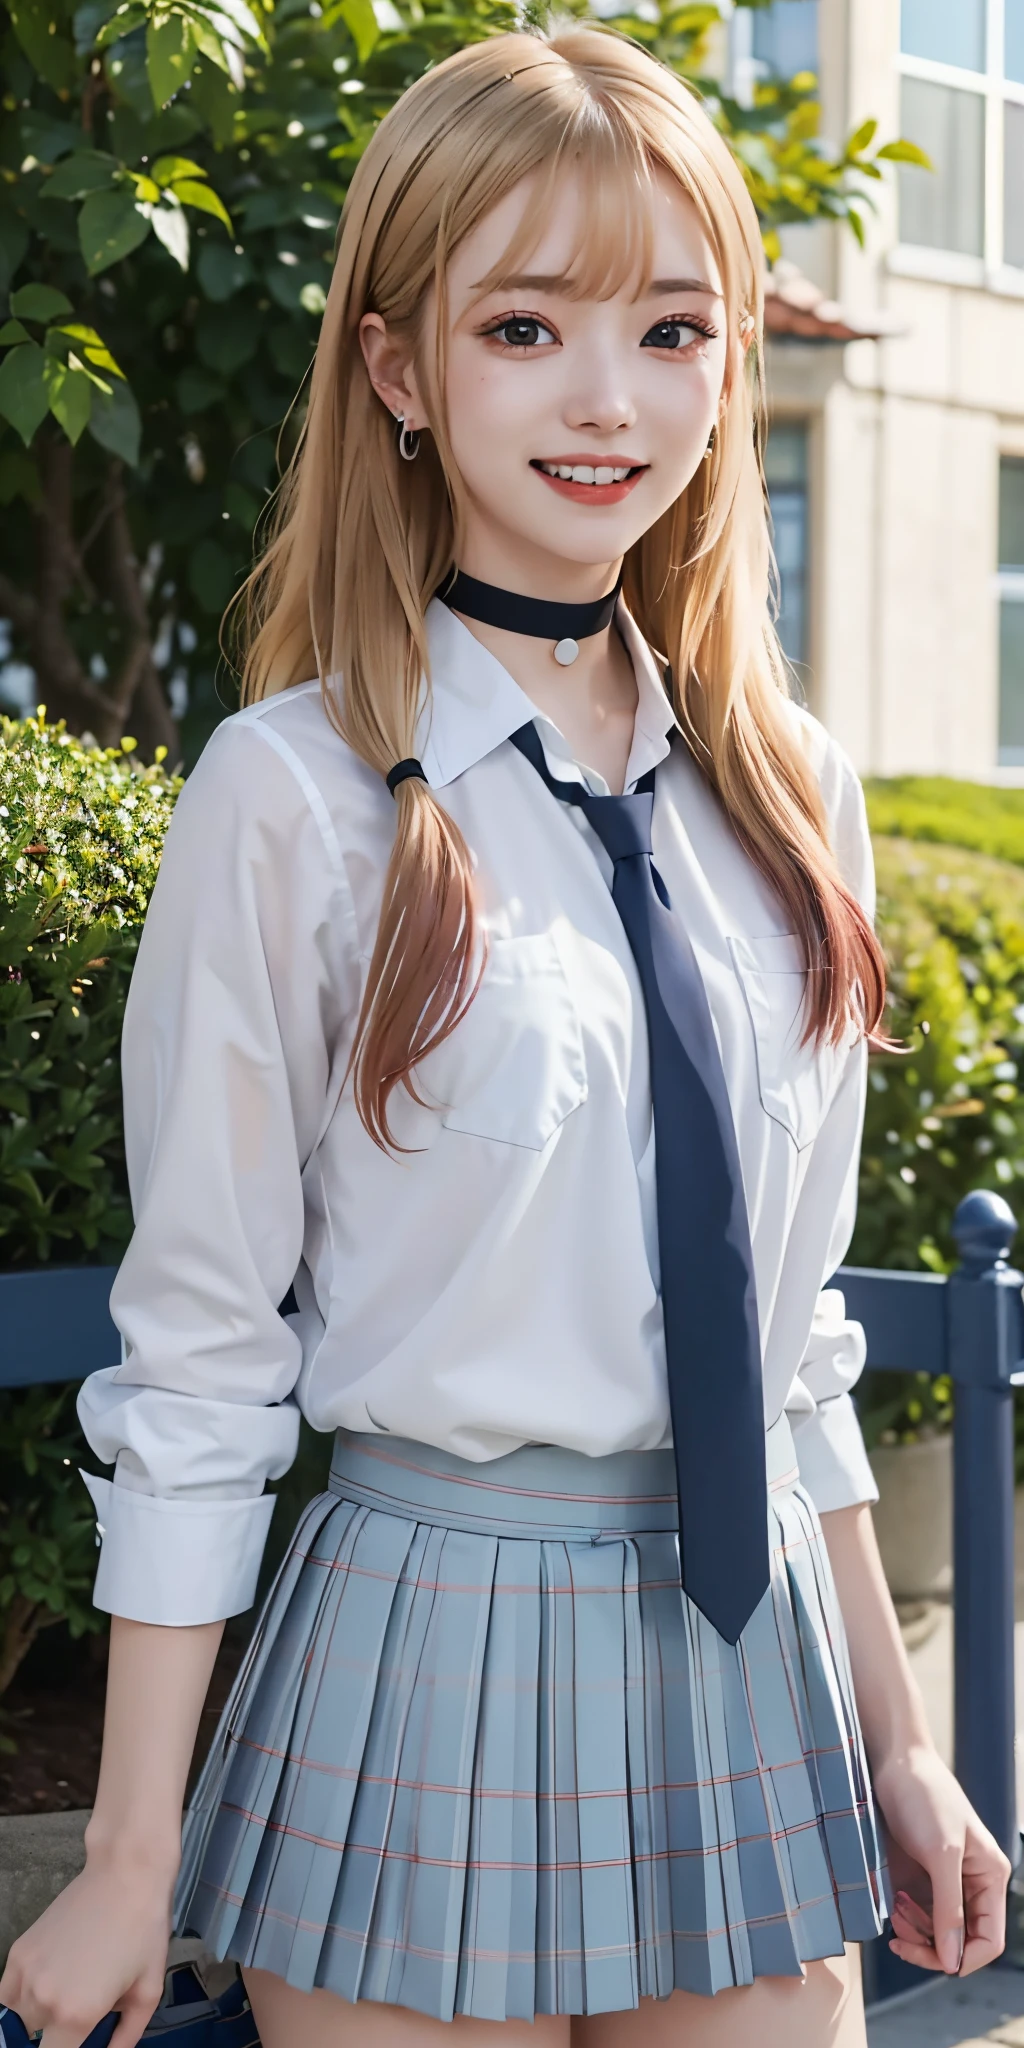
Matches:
[188,538,237,611]
[0,448,42,508]
[44,360,93,446]
[175,363,226,413]
[876,139,933,170]
[88,375,141,464]
[42,152,121,203]
[340,0,380,62]
[187,54,237,145]
[78,188,150,274]
[72,0,121,54]
[147,11,198,108]
[0,322,31,347]
[150,155,206,185]
[846,116,879,157]
[51,325,125,378]
[10,284,74,324]
[0,343,49,447]
[196,241,252,301]
[149,201,190,270]
[172,180,232,230]
[7,0,78,91]
[94,0,148,48]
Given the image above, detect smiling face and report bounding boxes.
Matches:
[360,163,733,601]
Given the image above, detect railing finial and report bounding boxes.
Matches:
[952,1189,1019,1275]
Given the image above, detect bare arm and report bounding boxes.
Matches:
[819,1501,1011,1978]
[818,1502,932,1763]
[0,1616,224,2048]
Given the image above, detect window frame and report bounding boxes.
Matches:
[897,0,1024,281]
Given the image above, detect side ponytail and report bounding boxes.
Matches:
[350,773,482,1151]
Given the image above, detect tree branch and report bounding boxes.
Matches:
[99,462,178,757]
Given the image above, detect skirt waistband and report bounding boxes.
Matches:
[327,1412,800,1541]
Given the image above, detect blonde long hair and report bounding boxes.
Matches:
[238,27,888,1148]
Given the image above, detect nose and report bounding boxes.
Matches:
[562,344,637,437]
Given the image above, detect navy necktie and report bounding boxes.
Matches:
[509,721,768,1644]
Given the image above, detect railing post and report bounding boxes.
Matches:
[948,1190,1023,1870]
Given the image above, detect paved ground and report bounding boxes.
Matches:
[867,1968,1024,2047]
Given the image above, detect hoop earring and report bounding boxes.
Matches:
[396,413,421,462]
[704,426,716,461]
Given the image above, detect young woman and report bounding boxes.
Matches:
[1,28,1010,2048]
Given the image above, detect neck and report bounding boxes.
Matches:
[457,532,622,608]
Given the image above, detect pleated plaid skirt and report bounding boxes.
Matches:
[174,1415,890,2021]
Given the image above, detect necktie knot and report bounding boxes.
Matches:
[579,790,654,867]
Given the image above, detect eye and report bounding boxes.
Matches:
[641,316,718,351]
[484,315,558,350]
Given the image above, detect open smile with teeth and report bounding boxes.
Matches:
[535,461,640,484]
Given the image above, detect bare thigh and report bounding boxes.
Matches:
[574,1946,866,2048]
[243,1947,864,2048]
[242,1968,572,2048]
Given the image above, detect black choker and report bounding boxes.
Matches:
[439,568,622,667]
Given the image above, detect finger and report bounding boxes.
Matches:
[108,2004,157,2048]
[959,1879,1011,1976]
[926,1845,966,1974]
[888,1939,946,1972]
[891,1891,934,1939]
[889,1905,934,1949]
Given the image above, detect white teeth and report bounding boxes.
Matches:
[538,461,635,484]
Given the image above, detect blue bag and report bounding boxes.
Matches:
[0,1963,260,2048]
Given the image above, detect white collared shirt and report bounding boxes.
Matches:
[77,599,879,1627]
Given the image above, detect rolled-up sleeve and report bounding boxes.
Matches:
[77,713,356,1625]
[786,1286,878,1512]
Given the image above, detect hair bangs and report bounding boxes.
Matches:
[468,107,662,304]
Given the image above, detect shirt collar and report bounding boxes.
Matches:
[417,595,680,794]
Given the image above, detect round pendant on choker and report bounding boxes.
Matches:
[439,568,622,664]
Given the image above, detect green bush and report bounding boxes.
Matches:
[850,834,1024,1454]
[0,714,179,1695]
[864,777,1024,867]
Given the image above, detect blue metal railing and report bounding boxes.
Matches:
[2,1188,1023,2004]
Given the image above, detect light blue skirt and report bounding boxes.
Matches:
[174,1416,890,2020]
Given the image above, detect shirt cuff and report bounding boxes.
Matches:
[788,1391,880,1514]
[80,1471,277,1625]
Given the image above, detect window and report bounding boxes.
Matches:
[752,1,818,79]
[998,460,1024,764]
[898,0,1024,272]
[765,425,810,671]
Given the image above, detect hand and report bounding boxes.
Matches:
[871,1741,1012,1977]
[0,1852,173,2048]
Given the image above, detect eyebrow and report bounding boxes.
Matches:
[476,273,722,297]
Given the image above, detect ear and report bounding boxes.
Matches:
[359,314,429,435]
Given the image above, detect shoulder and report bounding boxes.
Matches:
[780,698,875,920]
[176,682,391,878]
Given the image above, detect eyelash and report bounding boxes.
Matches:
[479,311,720,352]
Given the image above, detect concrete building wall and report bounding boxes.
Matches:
[764,0,1024,777]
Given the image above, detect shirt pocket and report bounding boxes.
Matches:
[434,931,588,1151]
[728,931,855,1151]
